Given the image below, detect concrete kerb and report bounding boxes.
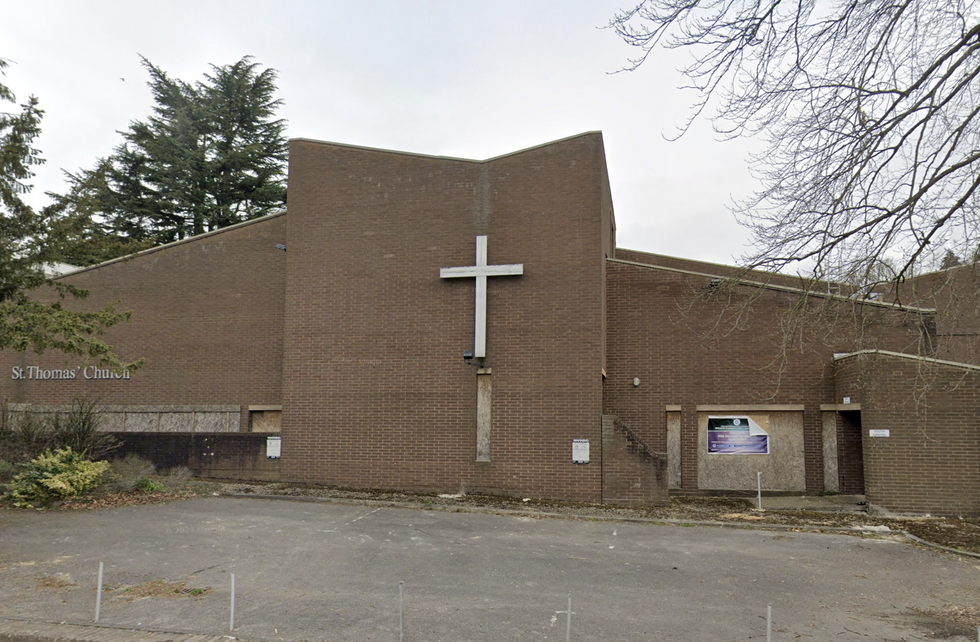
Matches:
[217,491,980,560]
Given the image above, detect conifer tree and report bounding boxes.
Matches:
[0,58,134,367]
[62,56,287,249]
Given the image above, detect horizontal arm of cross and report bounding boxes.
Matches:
[440,265,524,278]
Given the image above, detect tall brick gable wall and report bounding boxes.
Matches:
[836,351,980,516]
[281,134,613,501]
[603,258,933,492]
[0,215,286,422]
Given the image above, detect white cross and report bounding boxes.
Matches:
[440,235,523,359]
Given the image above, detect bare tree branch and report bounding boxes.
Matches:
[610,0,980,284]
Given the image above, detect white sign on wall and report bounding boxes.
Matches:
[868,429,890,438]
[266,436,282,458]
[572,439,590,464]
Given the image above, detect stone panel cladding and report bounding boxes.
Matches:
[835,351,980,516]
[5,403,240,433]
[282,133,613,501]
[603,257,934,492]
[0,214,287,429]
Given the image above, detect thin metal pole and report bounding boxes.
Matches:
[399,581,404,642]
[566,592,572,642]
[766,602,772,642]
[94,561,104,622]
[757,472,763,510]
[229,573,236,632]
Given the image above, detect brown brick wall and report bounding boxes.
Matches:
[601,415,668,505]
[836,352,980,516]
[281,134,611,501]
[603,260,931,492]
[0,215,287,425]
[893,264,980,365]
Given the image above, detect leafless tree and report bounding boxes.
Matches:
[611,0,980,287]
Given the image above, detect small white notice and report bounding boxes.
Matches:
[572,439,590,464]
[869,429,890,438]
[266,436,282,458]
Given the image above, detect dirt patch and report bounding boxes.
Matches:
[900,519,980,553]
[55,487,214,510]
[33,573,76,590]
[112,579,212,601]
[219,483,980,555]
[908,603,980,639]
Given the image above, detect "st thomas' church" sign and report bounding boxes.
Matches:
[11,365,133,381]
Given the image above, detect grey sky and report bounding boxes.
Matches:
[2,1,759,264]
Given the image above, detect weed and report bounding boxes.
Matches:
[137,478,166,493]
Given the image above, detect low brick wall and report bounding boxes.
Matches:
[110,433,281,482]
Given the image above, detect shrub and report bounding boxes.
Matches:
[1,399,118,464]
[50,399,118,461]
[6,447,111,507]
[4,412,54,462]
[104,454,157,493]
[164,465,193,488]
[0,459,15,483]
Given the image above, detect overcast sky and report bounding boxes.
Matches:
[2,1,761,265]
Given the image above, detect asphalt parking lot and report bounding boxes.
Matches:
[1,497,978,641]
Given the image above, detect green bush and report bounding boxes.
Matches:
[6,447,111,507]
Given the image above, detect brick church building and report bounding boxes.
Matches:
[2,132,978,516]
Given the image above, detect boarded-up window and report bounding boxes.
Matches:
[250,409,282,433]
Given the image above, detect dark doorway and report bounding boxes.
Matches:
[837,410,864,494]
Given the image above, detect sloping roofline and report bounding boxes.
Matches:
[607,256,935,314]
[289,131,605,164]
[53,210,286,279]
[834,349,980,372]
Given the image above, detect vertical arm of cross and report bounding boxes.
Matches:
[474,236,488,358]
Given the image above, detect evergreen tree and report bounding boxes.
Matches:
[0,58,134,368]
[940,250,963,271]
[63,56,287,248]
